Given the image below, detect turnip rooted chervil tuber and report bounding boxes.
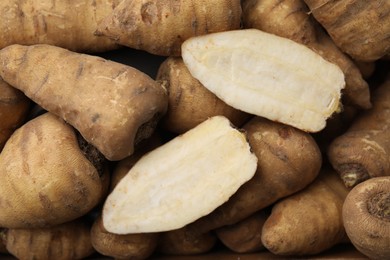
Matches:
[102,116,257,234]
[182,29,345,133]
[0,44,168,161]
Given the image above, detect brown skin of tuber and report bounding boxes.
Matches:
[215,210,268,253]
[91,215,159,260]
[0,78,30,151]
[242,0,371,110]
[4,219,95,260]
[95,0,242,56]
[0,44,168,161]
[342,177,390,260]
[328,79,390,188]
[156,57,251,134]
[0,0,121,53]
[0,113,109,228]
[303,0,390,61]
[261,169,350,256]
[158,116,321,254]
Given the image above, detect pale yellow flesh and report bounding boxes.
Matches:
[103,116,258,234]
[182,29,345,132]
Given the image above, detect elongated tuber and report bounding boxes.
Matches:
[303,0,390,61]
[343,176,390,260]
[0,113,109,228]
[242,0,371,109]
[0,0,120,52]
[182,29,345,132]
[328,79,390,188]
[261,169,350,255]
[96,0,242,56]
[0,44,168,161]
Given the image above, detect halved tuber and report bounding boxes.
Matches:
[102,116,257,234]
[95,0,242,56]
[342,176,390,260]
[0,113,109,228]
[0,44,168,161]
[182,29,345,132]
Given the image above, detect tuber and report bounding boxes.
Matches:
[95,0,242,56]
[4,219,95,260]
[328,78,390,188]
[261,169,350,255]
[102,116,257,234]
[0,78,30,151]
[303,0,390,61]
[0,0,120,52]
[0,113,109,228]
[242,0,371,110]
[156,56,251,134]
[182,29,345,132]
[0,44,168,161]
[342,176,390,260]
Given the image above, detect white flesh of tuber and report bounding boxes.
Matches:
[182,29,345,132]
[103,116,258,234]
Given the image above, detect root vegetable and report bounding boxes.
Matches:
[181,29,345,132]
[261,169,350,255]
[342,176,390,260]
[328,79,390,188]
[242,0,371,110]
[303,0,390,61]
[102,116,257,234]
[4,219,95,260]
[0,113,109,228]
[91,215,159,260]
[156,57,251,134]
[0,0,120,52]
[95,0,242,56]
[0,78,30,151]
[0,44,168,161]
[215,210,268,253]
[156,116,321,254]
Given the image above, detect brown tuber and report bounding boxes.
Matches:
[0,44,168,161]
[0,113,109,228]
[342,176,390,260]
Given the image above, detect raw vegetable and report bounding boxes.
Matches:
[0,78,30,151]
[0,0,120,52]
[215,210,268,253]
[261,169,350,255]
[156,56,251,134]
[181,29,345,132]
[0,113,109,228]
[303,0,390,61]
[0,44,168,161]
[342,177,390,260]
[95,0,242,56]
[3,219,95,260]
[102,116,257,234]
[328,78,390,188]
[242,0,371,110]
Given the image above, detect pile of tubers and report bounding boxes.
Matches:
[0,0,389,259]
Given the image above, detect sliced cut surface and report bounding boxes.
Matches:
[103,116,257,234]
[182,29,345,132]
